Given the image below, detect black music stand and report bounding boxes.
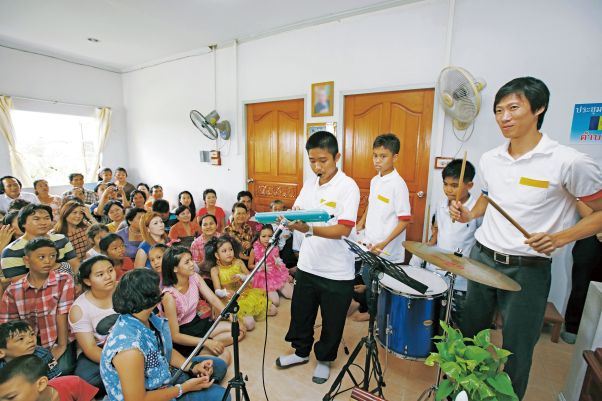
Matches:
[323,239,427,400]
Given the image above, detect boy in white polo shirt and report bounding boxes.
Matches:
[276,131,360,385]
[353,133,411,321]
[425,158,479,326]
[451,77,602,400]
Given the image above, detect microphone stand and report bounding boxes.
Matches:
[170,223,286,401]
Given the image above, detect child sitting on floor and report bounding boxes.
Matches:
[100,233,134,280]
[160,246,233,365]
[248,225,293,306]
[207,236,276,331]
[0,238,76,374]
[0,320,61,379]
[0,354,98,401]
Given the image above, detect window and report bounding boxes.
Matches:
[10,109,99,186]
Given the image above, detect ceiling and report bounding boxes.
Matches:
[0,0,415,72]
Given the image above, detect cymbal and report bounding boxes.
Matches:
[403,241,521,292]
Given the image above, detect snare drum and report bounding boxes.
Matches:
[376,267,448,359]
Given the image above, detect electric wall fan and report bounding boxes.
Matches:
[190,110,231,140]
[436,66,486,130]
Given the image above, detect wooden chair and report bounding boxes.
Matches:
[579,348,602,401]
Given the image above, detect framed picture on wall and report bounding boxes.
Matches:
[311,81,334,117]
[307,122,337,137]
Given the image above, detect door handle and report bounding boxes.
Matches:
[247,178,254,184]
[417,191,425,198]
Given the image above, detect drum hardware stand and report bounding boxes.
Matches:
[169,222,286,401]
[323,266,385,400]
[417,249,461,401]
[324,240,427,401]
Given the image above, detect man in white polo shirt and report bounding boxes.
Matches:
[0,176,39,214]
[276,131,360,384]
[451,77,602,400]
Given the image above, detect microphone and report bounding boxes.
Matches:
[269,219,289,245]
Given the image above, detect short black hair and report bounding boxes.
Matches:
[115,167,128,176]
[0,320,33,348]
[86,223,109,241]
[137,183,150,192]
[125,207,146,226]
[78,255,114,290]
[174,205,190,216]
[24,237,57,257]
[198,213,217,225]
[442,159,476,183]
[231,202,248,213]
[17,204,53,232]
[7,199,30,212]
[152,199,170,214]
[0,355,48,384]
[99,233,123,253]
[236,191,253,201]
[306,131,338,157]
[103,200,124,216]
[129,190,147,203]
[113,269,162,314]
[373,133,400,154]
[493,77,550,130]
[151,185,163,193]
[2,210,18,226]
[161,246,192,287]
[68,173,83,182]
[0,176,22,194]
[203,188,217,200]
[94,182,107,193]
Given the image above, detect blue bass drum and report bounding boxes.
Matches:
[376,267,448,360]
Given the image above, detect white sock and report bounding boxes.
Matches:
[277,353,308,366]
[312,360,330,383]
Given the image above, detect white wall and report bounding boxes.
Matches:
[124,0,601,310]
[0,46,127,190]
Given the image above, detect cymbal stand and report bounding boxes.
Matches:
[417,271,456,401]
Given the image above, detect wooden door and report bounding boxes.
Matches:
[246,99,304,212]
[344,89,434,249]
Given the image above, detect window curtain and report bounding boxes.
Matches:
[87,107,112,182]
[0,95,32,187]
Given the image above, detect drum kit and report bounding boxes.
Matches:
[323,239,521,401]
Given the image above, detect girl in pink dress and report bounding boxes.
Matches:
[249,224,293,306]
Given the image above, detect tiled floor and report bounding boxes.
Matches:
[221,298,573,400]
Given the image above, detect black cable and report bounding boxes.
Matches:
[260,243,272,401]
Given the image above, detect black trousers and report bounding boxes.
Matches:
[460,245,551,401]
[285,269,354,361]
[565,235,602,333]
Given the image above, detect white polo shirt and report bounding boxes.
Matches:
[0,192,39,214]
[426,195,480,291]
[294,169,360,280]
[475,133,602,257]
[364,169,411,263]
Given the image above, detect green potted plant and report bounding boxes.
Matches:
[424,322,519,401]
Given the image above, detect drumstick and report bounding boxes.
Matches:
[483,195,531,239]
[452,151,468,223]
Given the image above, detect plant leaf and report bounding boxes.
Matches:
[476,381,495,399]
[441,362,462,380]
[487,373,518,397]
[465,345,492,364]
[435,379,455,401]
[457,373,482,393]
[474,329,491,348]
[425,353,439,367]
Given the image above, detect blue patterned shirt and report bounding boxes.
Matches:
[100,313,174,401]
